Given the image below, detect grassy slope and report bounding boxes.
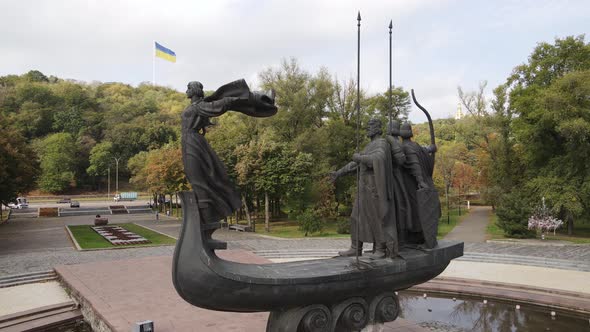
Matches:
[68,223,176,249]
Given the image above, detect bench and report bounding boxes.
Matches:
[228,224,252,232]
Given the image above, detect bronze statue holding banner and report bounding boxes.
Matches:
[181,79,276,226]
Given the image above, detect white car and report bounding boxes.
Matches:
[8,197,29,209]
[8,202,28,209]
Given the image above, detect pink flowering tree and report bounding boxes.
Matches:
[528,202,563,237]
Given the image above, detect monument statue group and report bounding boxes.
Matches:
[172,12,461,332]
[171,79,462,332]
[332,117,440,260]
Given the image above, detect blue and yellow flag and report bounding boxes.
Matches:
[155,42,176,63]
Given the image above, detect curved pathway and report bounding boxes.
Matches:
[444,206,490,243]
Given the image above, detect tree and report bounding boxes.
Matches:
[496,191,534,238]
[235,132,313,231]
[87,141,114,177]
[128,144,189,211]
[435,141,468,221]
[508,35,590,88]
[127,151,149,192]
[513,70,590,235]
[297,208,323,236]
[36,133,78,193]
[23,70,49,83]
[0,115,38,218]
[259,58,334,141]
[365,86,411,122]
[327,77,358,125]
[457,81,494,152]
[11,101,54,139]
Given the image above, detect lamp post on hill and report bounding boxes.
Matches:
[107,167,110,201]
[113,157,121,194]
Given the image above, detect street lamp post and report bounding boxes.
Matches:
[107,167,110,201]
[113,157,121,194]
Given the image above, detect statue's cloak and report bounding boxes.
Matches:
[385,136,412,235]
[350,138,397,256]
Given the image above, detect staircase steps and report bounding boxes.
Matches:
[0,301,82,332]
[0,270,57,288]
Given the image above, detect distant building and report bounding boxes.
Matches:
[454,103,464,120]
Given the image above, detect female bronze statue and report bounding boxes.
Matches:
[181,79,276,224]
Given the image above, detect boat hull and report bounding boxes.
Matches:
[172,191,464,312]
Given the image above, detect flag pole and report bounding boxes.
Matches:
[152,41,156,86]
[389,20,393,123]
[355,11,361,266]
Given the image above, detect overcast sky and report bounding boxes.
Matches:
[1,0,588,122]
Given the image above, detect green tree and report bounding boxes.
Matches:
[365,86,411,121]
[23,70,49,83]
[297,208,323,236]
[495,191,534,238]
[36,133,78,193]
[0,115,38,217]
[504,35,590,235]
[513,70,590,234]
[235,132,313,231]
[87,141,114,177]
[127,151,149,192]
[259,58,334,141]
[509,35,590,88]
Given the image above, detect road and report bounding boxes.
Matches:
[26,200,153,209]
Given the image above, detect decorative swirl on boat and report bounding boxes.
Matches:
[267,304,332,332]
[369,292,400,323]
[332,297,368,331]
[300,305,331,332]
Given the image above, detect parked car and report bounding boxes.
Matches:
[70,201,80,208]
[8,197,29,209]
[57,197,71,203]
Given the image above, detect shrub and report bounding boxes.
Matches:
[496,191,535,238]
[297,209,324,236]
[336,217,350,234]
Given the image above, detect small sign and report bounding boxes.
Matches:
[133,320,154,332]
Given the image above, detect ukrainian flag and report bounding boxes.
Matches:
[155,42,176,63]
